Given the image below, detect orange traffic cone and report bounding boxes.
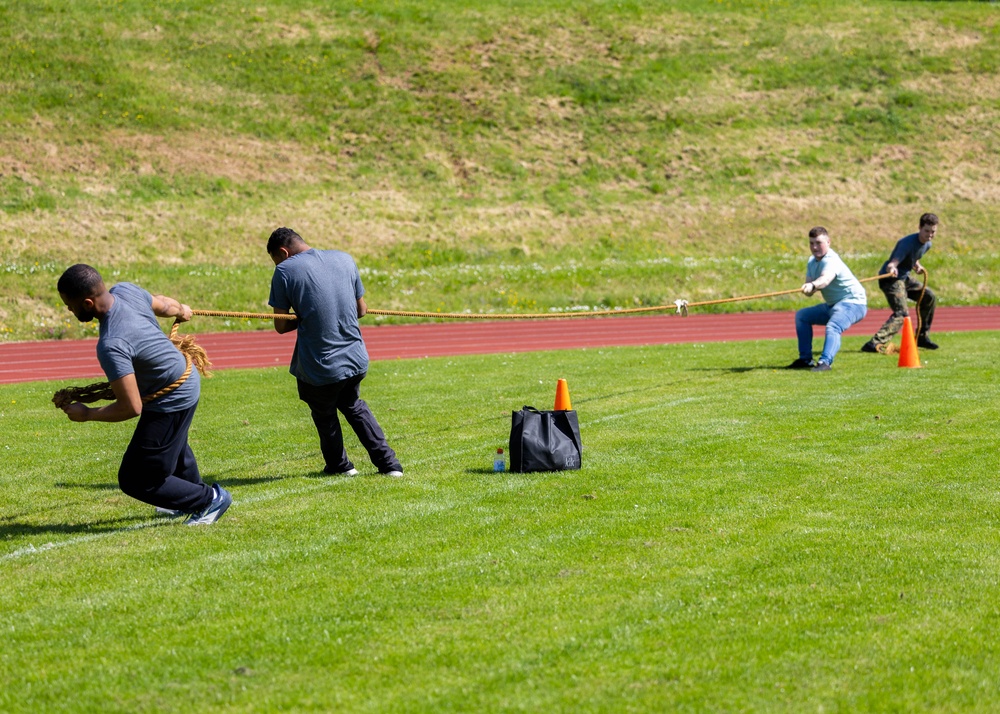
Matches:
[897,316,921,369]
[554,378,573,410]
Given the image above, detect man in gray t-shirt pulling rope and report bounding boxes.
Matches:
[56,264,231,525]
[267,227,402,478]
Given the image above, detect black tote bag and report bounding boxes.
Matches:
[508,406,582,473]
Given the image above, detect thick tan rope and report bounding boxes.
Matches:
[191,274,892,322]
[192,309,298,320]
[52,320,212,409]
[914,268,928,338]
[52,381,116,408]
[142,354,194,403]
[166,321,213,378]
[53,273,894,407]
[374,273,894,317]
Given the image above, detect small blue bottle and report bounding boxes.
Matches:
[493,448,505,472]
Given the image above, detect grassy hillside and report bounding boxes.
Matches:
[1,0,998,340]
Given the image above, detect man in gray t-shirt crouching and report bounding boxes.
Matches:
[267,227,402,477]
[56,264,231,525]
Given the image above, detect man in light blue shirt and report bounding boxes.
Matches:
[787,227,868,372]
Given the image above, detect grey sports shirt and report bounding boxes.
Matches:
[268,249,368,386]
[97,282,199,412]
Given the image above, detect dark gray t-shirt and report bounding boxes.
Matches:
[97,283,200,412]
[881,233,931,280]
[268,249,368,386]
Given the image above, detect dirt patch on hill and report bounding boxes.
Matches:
[0,130,339,186]
[903,18,989,52]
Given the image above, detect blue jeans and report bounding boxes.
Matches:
[796,301,868,365]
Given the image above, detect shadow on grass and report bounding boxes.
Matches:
[685,365,788,373]
[54,475,287,491]
[303,470,418,481]
[0,515,171,540]
[54,481,118,491]
[303,470,359,479]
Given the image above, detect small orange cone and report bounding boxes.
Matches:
[554,378,573,410]
[897,316,921,369]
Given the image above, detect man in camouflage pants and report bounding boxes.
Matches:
[862,213,940,353]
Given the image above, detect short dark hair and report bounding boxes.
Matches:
[57,264,104,299]
[267,227,304,254]
[919,213,939,228]
[808,226,829,239]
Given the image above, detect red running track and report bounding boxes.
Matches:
[1,306,998,385]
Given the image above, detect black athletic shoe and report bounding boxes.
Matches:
[917,335,939,350]
[861,341,879,353]
[186,485,232,526]
[786,358,816,370]
[811,362,832,372]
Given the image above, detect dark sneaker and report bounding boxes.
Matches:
[917,335,939,350]
[861,341,879,353]
[811,362,832,372]
[786,358,816,370]
[186,485,232,526]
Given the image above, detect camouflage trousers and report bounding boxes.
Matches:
[870,276,936,345]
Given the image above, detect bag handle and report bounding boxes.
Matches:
[563,411,582,453]
[520,406,581,451]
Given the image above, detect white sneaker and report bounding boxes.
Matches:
[324,467,358,476]
[382,470,403,478]
[186,485,233,526]
[155,507,186,519]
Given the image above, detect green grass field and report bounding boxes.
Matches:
[2,0,999,340]
[4,0,1000,709]
[3,333,1000,712]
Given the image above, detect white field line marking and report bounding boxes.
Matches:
[384,396,705,467]
[583,397,703,425]
[2,396,703,562]
[2,519,166,561]
[1,480,348,562]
